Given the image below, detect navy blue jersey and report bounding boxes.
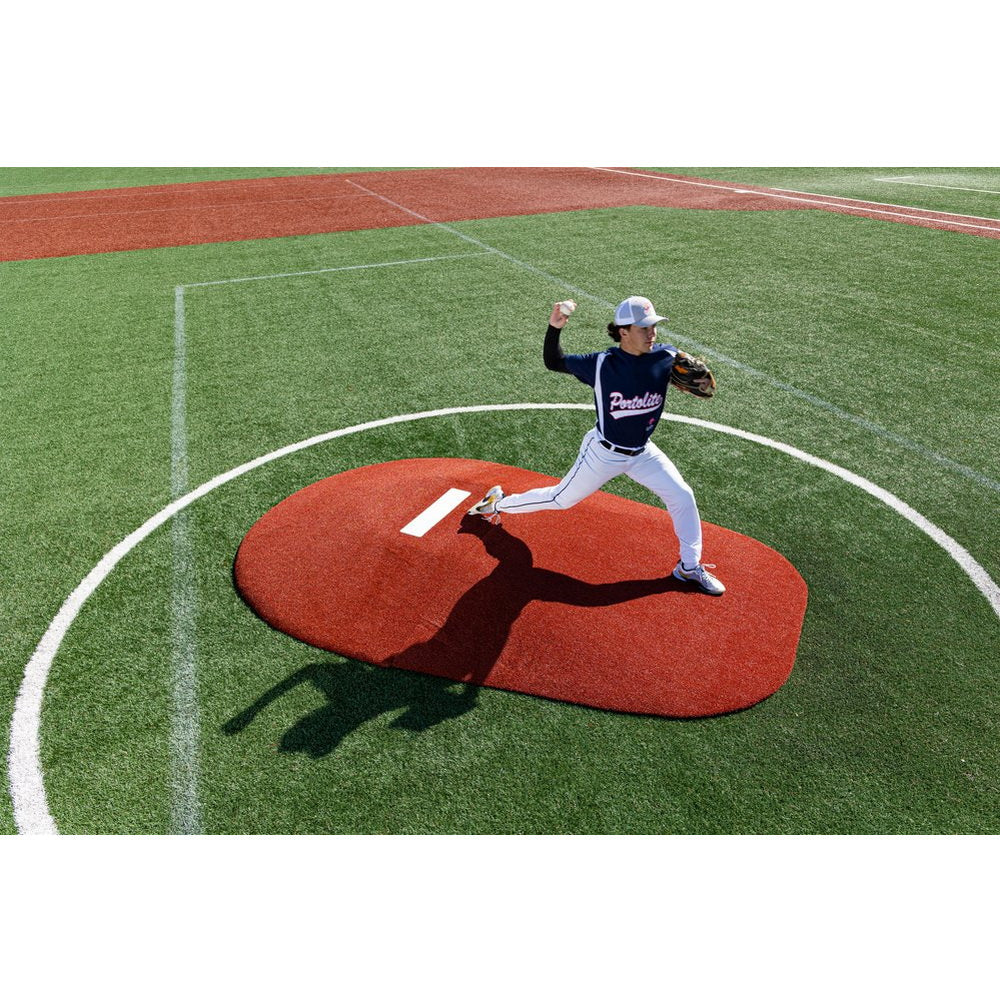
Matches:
[563,344,678,449]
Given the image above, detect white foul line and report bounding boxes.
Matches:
[9,403,1000,834]
[587,167,1000,233]
[874,177,1000,196]
[346,178,1000,494]
[400,489,472,537]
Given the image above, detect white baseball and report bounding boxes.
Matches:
[559,300,577,317]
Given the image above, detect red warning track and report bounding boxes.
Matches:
[2,167,997,262]
[234,458,809,718]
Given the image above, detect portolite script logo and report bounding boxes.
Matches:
[608,391,664,420]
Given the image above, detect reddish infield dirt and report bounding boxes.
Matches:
[2,167,997,262]
[234,458,809,718]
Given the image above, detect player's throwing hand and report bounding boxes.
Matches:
[549,300,576,329]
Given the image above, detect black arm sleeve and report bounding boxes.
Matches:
[543,324,569,373]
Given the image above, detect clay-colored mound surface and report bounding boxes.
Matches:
[235,458,809,718]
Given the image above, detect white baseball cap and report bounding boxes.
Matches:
[614,295,667,328]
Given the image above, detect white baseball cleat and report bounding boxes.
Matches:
[468,485,504,518]
[672,561,726,596]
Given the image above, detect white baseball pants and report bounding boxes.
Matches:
[495,428,703,567]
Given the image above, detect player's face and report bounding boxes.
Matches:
[619,323,658,355]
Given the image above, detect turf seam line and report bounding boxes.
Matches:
[346,178,1000,495]
[589,168,1000,232]
[9,404,999,834]
[344,180,607,306]
[171,287,204,835]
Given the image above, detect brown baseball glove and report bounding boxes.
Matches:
[670,351,716,398]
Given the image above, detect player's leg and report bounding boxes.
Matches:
[626,443,725,594]
[494,429,628,514]
[625,443,703,566]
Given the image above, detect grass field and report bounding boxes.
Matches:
[2,167,998,834]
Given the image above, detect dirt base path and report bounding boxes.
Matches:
[3,167,997,262]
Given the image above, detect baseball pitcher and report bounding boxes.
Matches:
[469,296,725,595]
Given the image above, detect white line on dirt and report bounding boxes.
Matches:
[588,167,1000,232]
[9,403,1000,833]
[764,185,1000,224]
[400,489,472,537]
[874,177,1000,195]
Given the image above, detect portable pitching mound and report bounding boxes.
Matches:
[234,458,808,718]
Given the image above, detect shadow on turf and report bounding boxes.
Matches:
[221,660,480,758]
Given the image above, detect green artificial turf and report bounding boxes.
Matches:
[2,171,997,834]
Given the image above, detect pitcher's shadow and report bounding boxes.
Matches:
[222,660,479,758]
[224,516,685,757]
[386,516,685,686]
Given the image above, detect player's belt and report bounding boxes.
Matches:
[598,438,644,457]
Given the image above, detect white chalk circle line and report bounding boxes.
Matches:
[9,403,999,834]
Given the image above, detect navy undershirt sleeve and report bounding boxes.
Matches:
[543,324,569,373]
